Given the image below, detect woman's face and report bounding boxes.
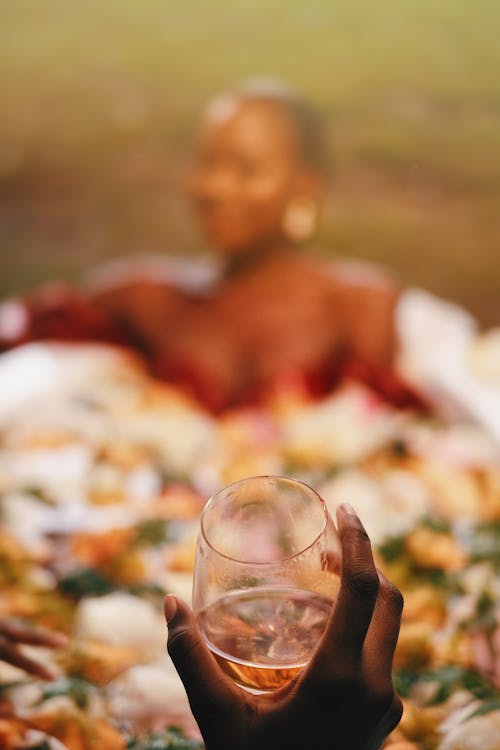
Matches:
[188,97,313,256]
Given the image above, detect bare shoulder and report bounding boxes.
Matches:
[82,254,220,296]
[323,257,398,292]
[316,256,399,366]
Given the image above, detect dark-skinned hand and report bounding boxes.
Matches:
[164,503,404,750]
[0,619,67,680]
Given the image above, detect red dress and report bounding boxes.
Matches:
[0,256,426,413]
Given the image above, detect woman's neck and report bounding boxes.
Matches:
[221,244,297,280]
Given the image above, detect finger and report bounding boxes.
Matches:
[363,571,404,687]
[164,596,242,725]
[0,620,68,649]
[309,504,379,675]
[0,636,56,680]
[371,693,404,749]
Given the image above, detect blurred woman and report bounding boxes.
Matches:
[0,81,411,413]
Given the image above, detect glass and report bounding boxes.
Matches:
[193,475,340,693]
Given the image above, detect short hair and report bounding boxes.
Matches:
[207,78,331,177]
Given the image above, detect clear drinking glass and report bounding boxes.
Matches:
[193,475,340,693]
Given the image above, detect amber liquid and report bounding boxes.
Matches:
[198,587,333,692]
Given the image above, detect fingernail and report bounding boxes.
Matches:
[339,502,357,515]
[164,595,178,624]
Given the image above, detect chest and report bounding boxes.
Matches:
[170,269,343,371]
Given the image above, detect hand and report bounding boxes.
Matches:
[0,619,67,680]
[164,503,404,750]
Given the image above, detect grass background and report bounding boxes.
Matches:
[0,0,499,323]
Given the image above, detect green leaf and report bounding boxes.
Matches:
[126,728,204,750]
[393,670,420,698]
[133,519,169,548]
[395,666,498,705]
[57,567,115,599]
[419,515,451,534]
[39,676,98,710]
[127,581,166,598]
[378,535,406,562]
[466,698,500,720]
[19,486,57,506]
[467,522,500,567]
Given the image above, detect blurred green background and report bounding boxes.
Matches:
[1,0,499,324]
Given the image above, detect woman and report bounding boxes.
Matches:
[0,81,407,413]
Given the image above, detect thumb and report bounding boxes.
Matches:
[164,596,241,724]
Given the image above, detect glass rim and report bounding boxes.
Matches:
[200,474,329,565]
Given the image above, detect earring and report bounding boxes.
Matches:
[282,197,318,243]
